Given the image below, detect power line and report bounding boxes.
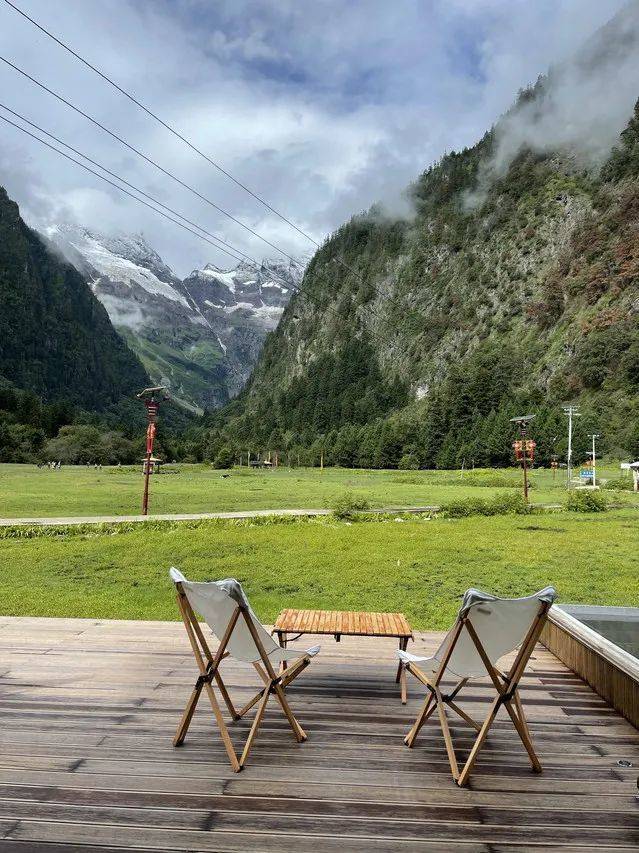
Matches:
[0,65,389,323]
[0,112,250,266]
[2,0,321,250]
[0,54,305,268]
[1,1,373,288]
[0,101,253,266]
[1,110,367,330]
[0,109,383,325]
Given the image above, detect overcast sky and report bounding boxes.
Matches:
[0,0,630,276]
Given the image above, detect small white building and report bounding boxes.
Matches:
[622,461,639,491]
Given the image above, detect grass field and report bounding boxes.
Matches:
[1,462,637,518]
[1,510,636,629]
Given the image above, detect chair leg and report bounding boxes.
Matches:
[505,691,541,772]
[404,691,436,747]
[202,682,241,772]
[173,680,203,746]
[236,685,268,719]
[436,692,459,781]
[214,670,240,721]
[445,699,481,732]
[273,682,307,742]
[258,659,307,742]
[239,683,271,768]
[457,694,501,787]
[513,689,535,744]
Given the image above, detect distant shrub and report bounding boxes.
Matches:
[565,490,608,513]
[212,447,235,469]
[398,453,420,470]
[330,492,371,520]
[602,477,634,492]
[440,492,531,518]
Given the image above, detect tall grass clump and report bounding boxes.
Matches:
[440,492,531,518]
[565,490,608,512]
[330,492,371,520]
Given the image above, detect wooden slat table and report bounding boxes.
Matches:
[273,608,414,702]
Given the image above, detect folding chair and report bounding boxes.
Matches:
[399,586,556,787]
[169,568,320,771]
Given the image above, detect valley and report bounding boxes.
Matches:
[49,224,302,412]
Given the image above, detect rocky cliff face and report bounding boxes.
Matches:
[182,258,301,394]
[48,224,301,411]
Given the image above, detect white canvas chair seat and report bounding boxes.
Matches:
[397,650,441,672]
[399,586,556,787]
[169,568,320,772]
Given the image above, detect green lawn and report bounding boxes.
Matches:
[1,510,636,629]
[1,462,636,518]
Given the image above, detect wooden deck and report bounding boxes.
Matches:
[0,616,638,851]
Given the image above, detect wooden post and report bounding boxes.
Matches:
[320,451,324,471]
[522,440,529,503]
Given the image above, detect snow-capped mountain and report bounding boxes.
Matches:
[184,259,295,323]
[47,224,302,411]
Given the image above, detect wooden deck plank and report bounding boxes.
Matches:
[0,616,637,850]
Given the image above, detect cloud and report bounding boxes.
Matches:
[462,1,639,209]
[0,0,631,275]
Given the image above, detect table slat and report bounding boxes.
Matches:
[275,609,412,638]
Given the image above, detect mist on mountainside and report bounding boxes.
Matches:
[199,4,639,469]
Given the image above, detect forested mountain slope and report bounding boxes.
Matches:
[0,187,148,405]
[0,186,158,462]
[201,71,639,467]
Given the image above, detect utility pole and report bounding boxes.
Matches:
[562,404,581,488]
[137,386,168,516]
[588,434,600,488]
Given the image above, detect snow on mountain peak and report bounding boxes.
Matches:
[51,223,188,307]
[46,223,305,410]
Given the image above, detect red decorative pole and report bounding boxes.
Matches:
[137,386,168,516]
[511,415,535,504]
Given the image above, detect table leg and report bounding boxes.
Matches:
[397,637,409,704]
[277,631,288,672]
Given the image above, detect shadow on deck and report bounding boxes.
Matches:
[0,617,638,851]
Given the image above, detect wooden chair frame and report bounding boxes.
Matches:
[173,581,312,772]
[403,600,551,787]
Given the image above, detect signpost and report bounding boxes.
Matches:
[137,386,168,516]
[511,415,535,503]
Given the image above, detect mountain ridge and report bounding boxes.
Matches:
[49,224,302,412]
[0,188,149,407]
[198,7,639,468]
